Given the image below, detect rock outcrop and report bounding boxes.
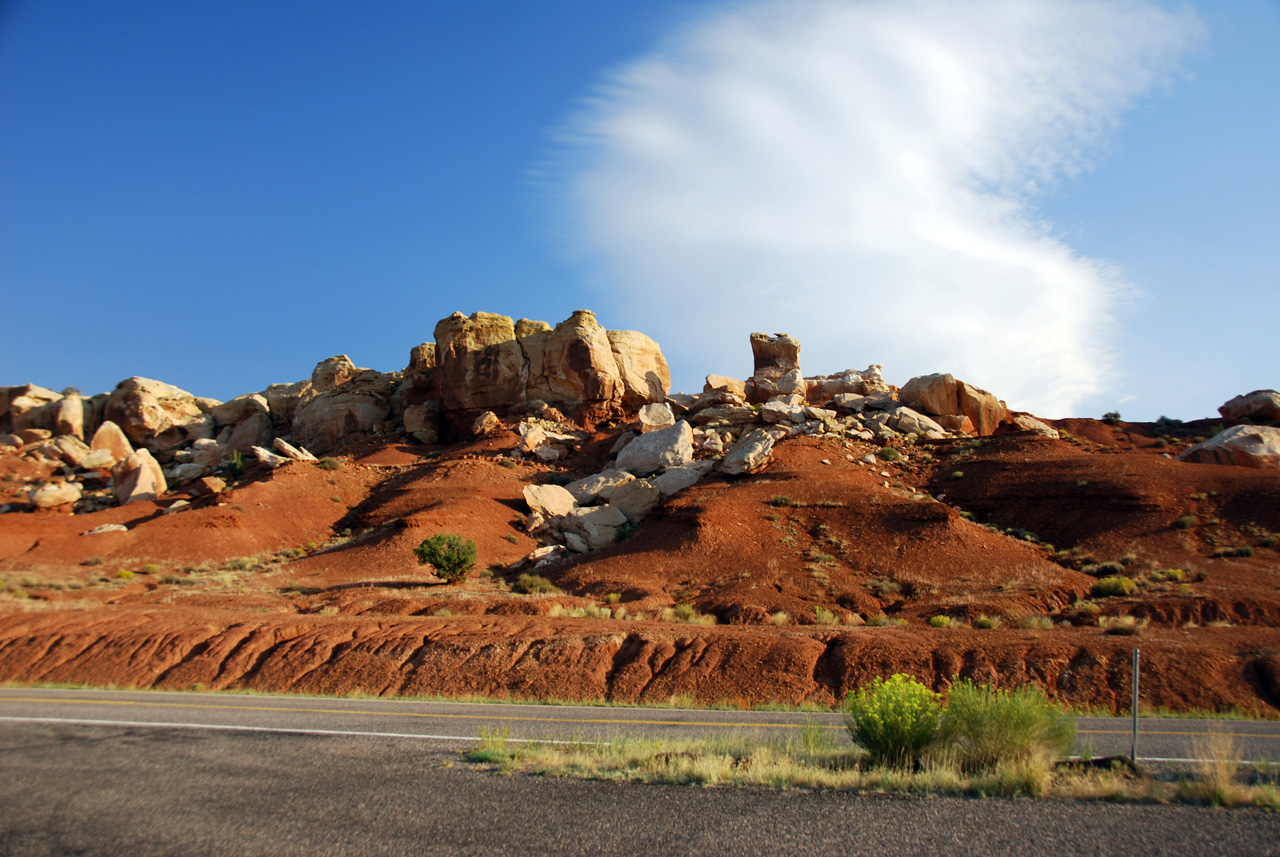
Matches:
[104,378,214,450]
[899,373,1007,436]
[1219,390,1280,422]
[1177,426,1280,470]
[745,333,803,403]
[292,370,395,454]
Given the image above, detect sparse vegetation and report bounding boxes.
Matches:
[115,569,134,580]
[973,615,1001,630]
[813,606,839,625]
[414,532,477,583]
[843,674,943,768]
[1175,515,1198,530]
[502,532,520,544]
[878,447,901,463]
[1100,615,1144,636]
[317,457,342,471]
[1091,576,1137,598]
[1211,546,1254,559]
[510,573,559,595]
[928,615,952,629]
[769,611,791,626]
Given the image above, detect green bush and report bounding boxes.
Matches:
[1091,576,1136,597]
[843,674,943,768]
[414,533,477,583]
[1174,515,1198,530]
[317,457,342,471]
[941,680,1075,772]
[928,615,952,629]
[974,615,1001,630]
[813,606,839,625]
[878,447,901,463]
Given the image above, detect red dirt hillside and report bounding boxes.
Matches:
[2,320,1279,714]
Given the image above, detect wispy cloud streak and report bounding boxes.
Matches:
[554,0,1203,415]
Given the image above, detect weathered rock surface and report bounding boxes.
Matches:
[560,504,628,550]
[639,402,675,433]
[1219,390,1280,422]
[722,427,779,475]
[745,333,803,403]
[291,370,394,454]
[226,411,275,453]
[651,462,712,498]
[899,373,1005,436]
[434,312,526,413]
[311,356,360,394]
[609,478,661,523]
[608,329,670,407]
[615,421,694,475]
[1177,425,1280,470]
[523,484,577,519]
[89,421,134,463]
[30,481,83,509]
[566,470,635,505]
[103,378,213,449]
[1002,413,1060,439]
[528,310,623,410]
[113,448,167,505]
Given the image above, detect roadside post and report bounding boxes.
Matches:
[1131,647,1140,764]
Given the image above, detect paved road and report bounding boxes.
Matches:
[2,687,1279,762]
[3,719,1279,857]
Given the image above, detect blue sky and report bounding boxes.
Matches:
[2,0,1276,421]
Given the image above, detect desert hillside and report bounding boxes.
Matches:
[2,311,1278,714]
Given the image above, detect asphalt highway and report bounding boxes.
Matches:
[2,687,1278,762]
[3,689,1280,856]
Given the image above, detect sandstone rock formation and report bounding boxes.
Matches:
[1177,426,1280,470]
[434,312,527,413]
[615,421,694,475]
[292,370,395,454]
[899,373,1007,436]
[104,377,213,449]
[608,330,670,408]
[113,448,168,505]
[1219,390,1280,422]
[745,333,803,403]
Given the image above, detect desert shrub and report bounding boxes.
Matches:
[1174,515,1198,530]
[1100,615,1144,636]
[864,614,906,627]
[950,470,965,480]
[317,457,342,471]
[878,447,901,463]
[502,532,519,544]
[1091,576,1136,597]
[1102,411,1122,424]
[1093,561,1126,577]
[115,569,134,580]
[1014,614,1053,630]
[928,615,952,629]
[414,533,477,583]
[227,449,244,478]
[82,557,103,567]
[843,674,943,768]
[813,606,839,625]
[769,611,791,626]
[766,495,799,507]
[511,573,559,595]
[973,615,1001,630]
[605,592,621,604]
[672,603,697,621]
[941,680,1075,772]
[141,564,161,575]
[1211,546,1254,559]
[867,577,901,598]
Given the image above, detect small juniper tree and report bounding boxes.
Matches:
[414,533,477,584]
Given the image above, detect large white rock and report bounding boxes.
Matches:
[638,402,675,433]
[113,448,167,505]
[190,438,225,468]
[273,437,317,461]
[615,420,694,475]
[1219,390,1280,422]
[50,435,92,467]
[227,411,275,453]
[565,469,635,505]
[886,407,947,436]
[722,427,780,475]
[252,446,290,469]
[30,481,82,509]
[1005,414,1060,439]
[609,478,661,523]
[1177,425,1280,470]
[559,504,628,549]
[522,484,577,518]
[651,462,713,499]
[90,421,134,462]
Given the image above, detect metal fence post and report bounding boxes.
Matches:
[1131,647,1140,764]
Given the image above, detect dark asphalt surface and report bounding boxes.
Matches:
[3,687,1279,762]
[3,720,1279,857]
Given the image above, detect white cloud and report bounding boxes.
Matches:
[552,0,1203,416]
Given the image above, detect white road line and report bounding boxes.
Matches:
[0,715,603,745]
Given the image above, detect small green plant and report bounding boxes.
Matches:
[414,532,477,583]
[115,569,134,580]
[433,607,453,617]
[225,558,251,571]
[673,603,697,622]
[1091,576,1136,597]
[769,611,791,626]
[813,606,839,625]
[317,457,342,471]
[140,564,161,575]
[950,470,965,480]
[1175,515,1198,530]
[1093,560,1126,577]
[1211,546,1254,559]
[843,674,943,768]
[502,532,520,544]
[878,447,901,463]
[466,726,515,766]
[605,592,621,604]
[227,449,244,479]
[974,615,1001,630]
[867,577,901,598]
[1100,615,1144,636]
[511,573,559,595]
[928,615,952,629]
[766,495,800,507]
[864,614,906,627]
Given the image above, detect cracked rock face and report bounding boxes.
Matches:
[1177,425,1280,470]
